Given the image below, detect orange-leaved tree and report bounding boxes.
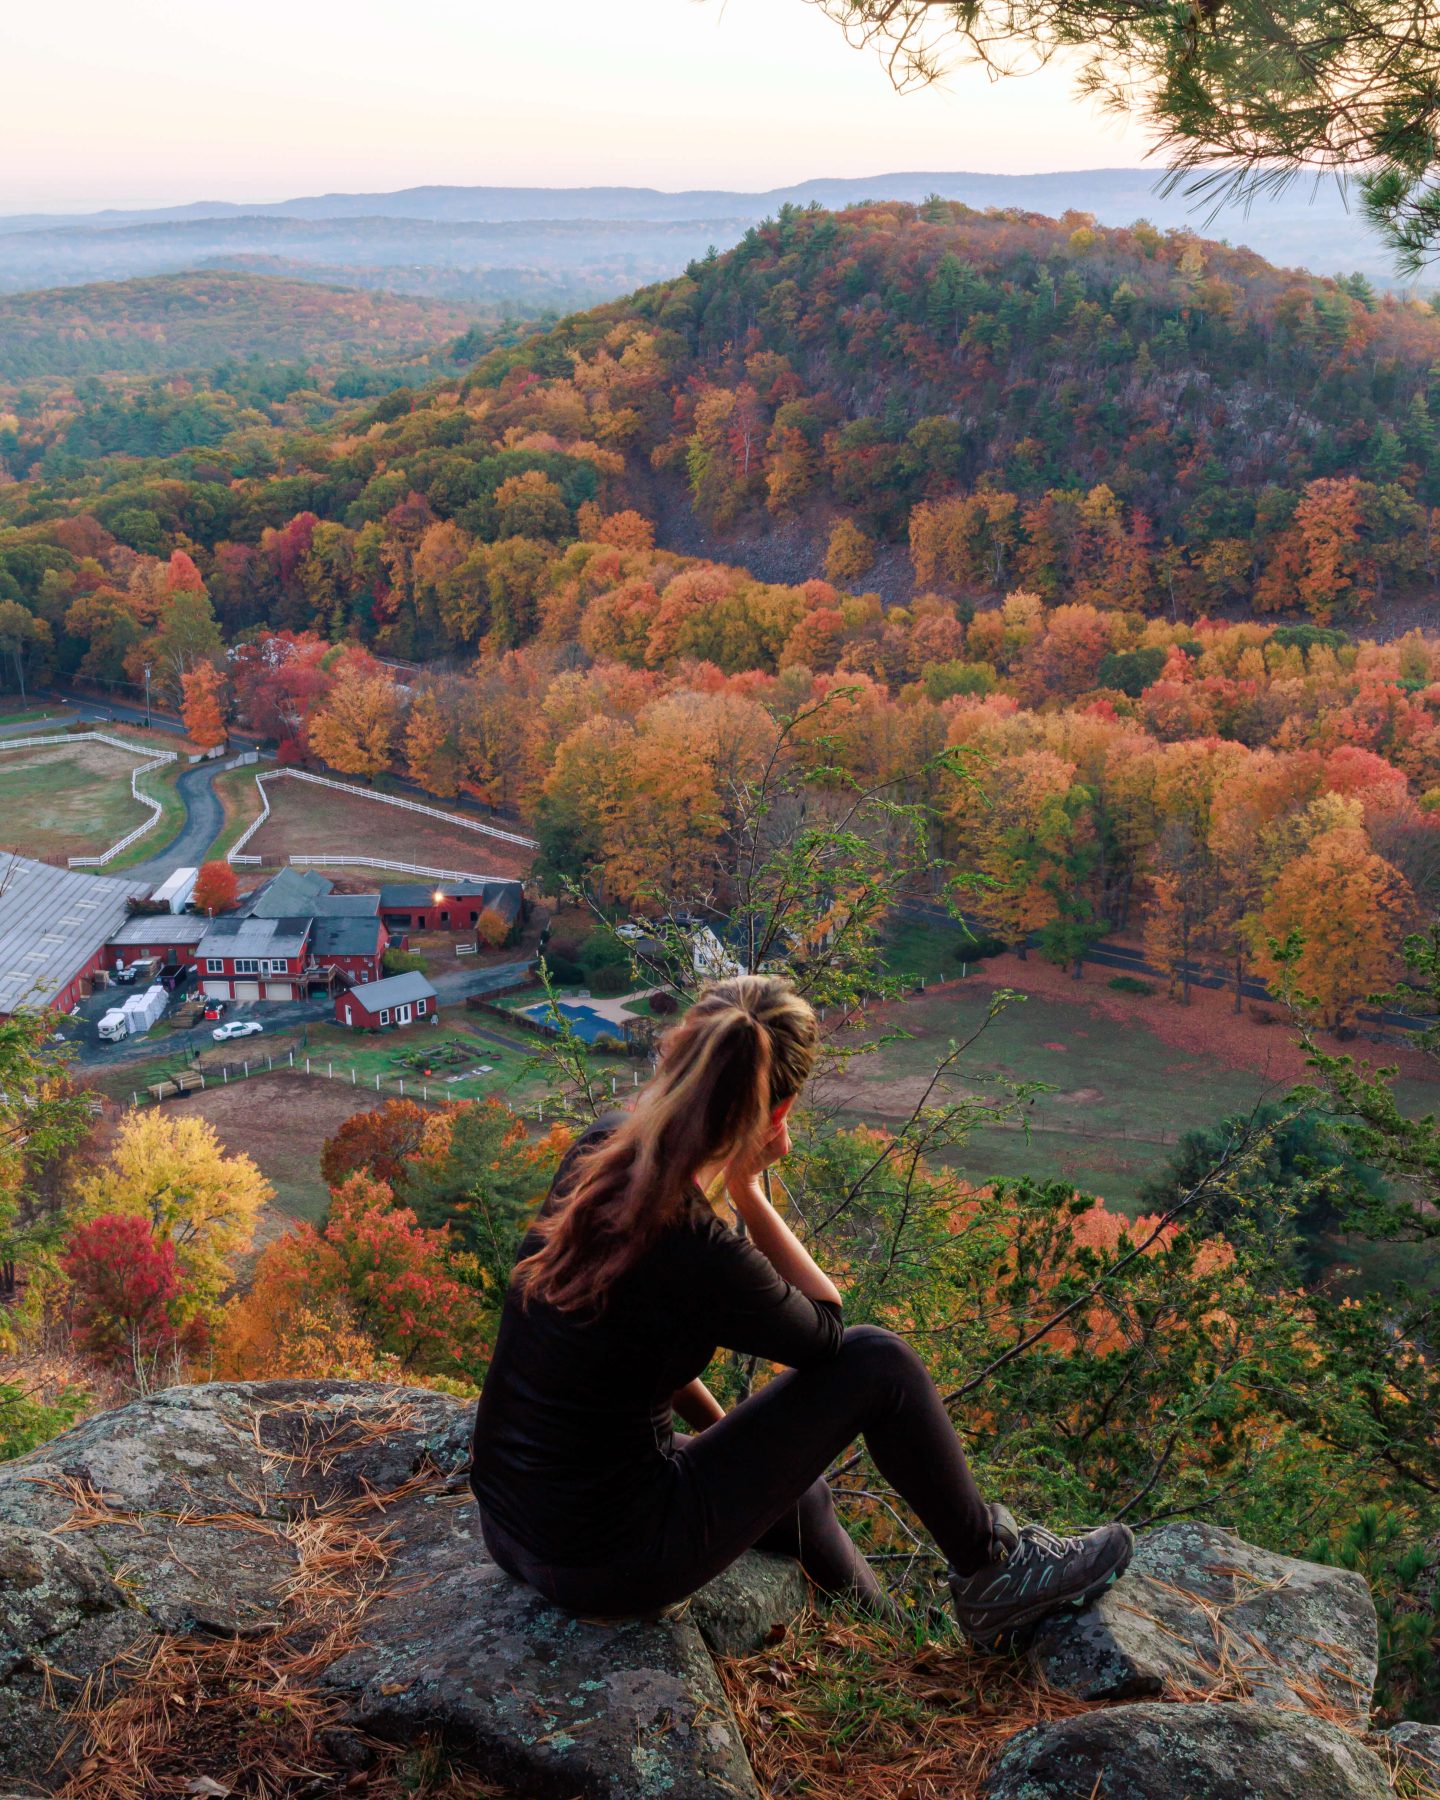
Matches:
[306,661,400,779]
[1256,812,1413,1030]
[825,518,876,586]
[181,661,229,750]
[192,860,238,917]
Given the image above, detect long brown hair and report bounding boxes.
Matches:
[513,974,819,1313]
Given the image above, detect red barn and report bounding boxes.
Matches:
[106,915,209,973]
[0,853,151,1017]
[379,879,524,938]
[335,970,437,1030]
[197,916,313,1002]
[310,915,387,985]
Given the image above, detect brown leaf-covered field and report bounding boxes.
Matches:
[245,779,533,883]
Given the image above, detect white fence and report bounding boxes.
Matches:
[2,730,172,760]
[132,1043,637,1118]
[289,854,521,885]
[226,766,537,865]
[0,732,180,869]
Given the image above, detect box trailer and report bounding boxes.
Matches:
[97,1008,129,1043]
[151,867,198,913]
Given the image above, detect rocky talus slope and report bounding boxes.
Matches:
[0,1382,1433,1798]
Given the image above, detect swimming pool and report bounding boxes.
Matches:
[518,1000,620,1044]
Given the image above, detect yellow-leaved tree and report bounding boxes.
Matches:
[76,1111,271,1321]
[1255,810,1414,1031]
[306,664,400,779]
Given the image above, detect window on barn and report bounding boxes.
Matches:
[206,959,223,974]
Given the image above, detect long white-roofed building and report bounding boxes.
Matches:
[0,853,151,1017]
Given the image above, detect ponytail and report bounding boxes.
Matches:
[513,974,818,1313]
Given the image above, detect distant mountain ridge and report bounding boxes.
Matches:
[0,170,1400,295]
[0,169,1363,231]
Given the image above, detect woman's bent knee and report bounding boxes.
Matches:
[839,1323,925,1375]
[796,1473,839,1528]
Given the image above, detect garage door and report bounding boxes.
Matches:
[263,981,294,1001]
[203,980,229,999]
[233,981,261,1002]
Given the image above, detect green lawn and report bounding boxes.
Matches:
[0,705,76,729]
[881,914,988,985]
[0,741,155,862]
[105,759,187,870]
[206,764,267,861]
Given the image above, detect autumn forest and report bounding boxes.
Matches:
[7,191,1440,1749]
[3,203,1439,1030]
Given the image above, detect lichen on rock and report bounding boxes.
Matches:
[986,1700,1394,1800]
[0,1382,1418,1800]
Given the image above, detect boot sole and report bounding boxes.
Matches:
[958,1533,1135,1656]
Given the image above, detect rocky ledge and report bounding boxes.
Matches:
[0,1381,1428,1799]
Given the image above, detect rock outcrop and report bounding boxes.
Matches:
[0,1381,1425,1800]
[986,1701,1394,1800]
[0,1381,802,1800]
[1028,1519,1379,1720]
[1385,1721,1440,1790]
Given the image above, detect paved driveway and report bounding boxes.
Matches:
[125,763,228,884]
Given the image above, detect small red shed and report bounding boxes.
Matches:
[335,970,437,1030]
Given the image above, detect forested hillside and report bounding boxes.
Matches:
[7,202,1440,629]
[481,198,1440,617]
[0,270,526,485]
[0,270,476,378]
[1,205,1438,1041]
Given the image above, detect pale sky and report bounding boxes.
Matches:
[3,0,1154,211]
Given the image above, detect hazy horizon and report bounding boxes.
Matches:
[0,164,1184,223]
[4,0,1153,211]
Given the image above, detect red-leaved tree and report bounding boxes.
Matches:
[320,1098,445,1190]
[60,1212,202,1375]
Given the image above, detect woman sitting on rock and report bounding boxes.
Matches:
[469,973,1133,1649]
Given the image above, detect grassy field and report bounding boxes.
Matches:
[0,703,78,729]
[882,913,984,984]
[207,763,266,861]
[105,758,188,870]
[161,1071,400,1223]
[0,739,155,861]
[829,979,1312,1212]
[246,778,534,882]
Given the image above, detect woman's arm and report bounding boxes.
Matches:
[672,1377,725,1430]
[726,1167,842,1308]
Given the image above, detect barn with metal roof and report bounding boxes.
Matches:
[0,853,151,1015]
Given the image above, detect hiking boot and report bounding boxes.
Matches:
[948,1503,1134,1653]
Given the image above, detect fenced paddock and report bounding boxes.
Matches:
[227,768,536,872]
[130,1037,643,1124]
[0,733,177,866]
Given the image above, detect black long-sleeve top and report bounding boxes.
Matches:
[469,1115,844,1566]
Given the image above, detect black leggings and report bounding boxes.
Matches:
[479,1325,994,1617]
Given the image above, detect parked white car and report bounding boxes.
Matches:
[213,1020,264,1042]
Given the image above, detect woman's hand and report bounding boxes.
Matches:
[725,1114,791,1197]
